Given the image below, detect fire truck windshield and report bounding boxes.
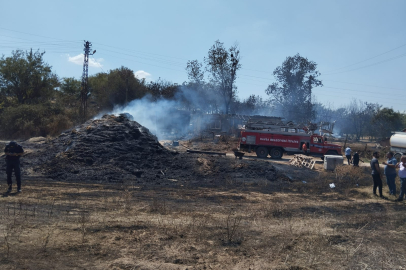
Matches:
[313,136,323,144]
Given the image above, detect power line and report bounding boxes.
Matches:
[91,56,105,73]
[323,52,406,75]
[2,27,405,80]
[324,42,406,73]
[100,47,185,67]
[0,27,82,43]
[240,67,272,74]
[1,29,404,91]
[98,52,185,72]
[95,42,188,61]
[0,34,188,71]
[96,41,276,75]
[313,87,404,104]
[319,85,403,96]
[321,79,404,91]
[1,27,405,107]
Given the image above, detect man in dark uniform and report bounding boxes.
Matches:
[353,151,360,167]
[4,141,24,193]
[370,152,383,198]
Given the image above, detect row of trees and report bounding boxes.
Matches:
[183,45,405,139]
[185,44,326,123]
[0,43,404,140]
[314,101,405,140]
[0,50,157,138]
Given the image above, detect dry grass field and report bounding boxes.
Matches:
[0,162,405,270]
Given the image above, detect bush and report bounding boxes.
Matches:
[0,103,73,139]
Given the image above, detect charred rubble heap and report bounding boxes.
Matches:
[41,114,175,182]
[35,113,279,184]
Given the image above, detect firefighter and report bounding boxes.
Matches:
[4,141,24,193]
[352,151,360,167]
[302,143,308,155]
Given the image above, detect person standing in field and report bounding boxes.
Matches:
[395,156,406,202]
[382,152,398,196]
[302,143,307,155]
[370,152,384,198]
[345,146,352,165]
[353,151,360,167]
[4,141,24,193]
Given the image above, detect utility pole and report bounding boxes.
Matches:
[80,40,96,121]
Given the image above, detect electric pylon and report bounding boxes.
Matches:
[80,40,96,121]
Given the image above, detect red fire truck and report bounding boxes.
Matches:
[239,126,342,159]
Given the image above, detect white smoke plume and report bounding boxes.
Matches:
[110,95,191,140]
[106,86,276,140]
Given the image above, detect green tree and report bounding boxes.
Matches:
[89,67,148,110]
[204,40,241,114]
[372,107,403,139]
[341,100,380,140]
[0,49,59,104]
[88,72,109,110]
[186,60,204,84]
[313,102,336,123]
[402,114,406,130]
[0,103,72,139]
[184,60,220,113]
[60,77,81,96]
[107,67,147,105]
[146,78,178,101]
[55,77,82,122]
[232,95,272,115]
[179,81,220,113]
[265,53,322,123]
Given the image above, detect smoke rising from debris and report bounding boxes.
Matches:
[106,86,276,140]
[110,94,191,140]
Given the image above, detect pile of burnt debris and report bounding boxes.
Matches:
[39,114,175,182]
[27,113,280,185]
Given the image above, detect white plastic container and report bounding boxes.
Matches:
[324,155,344,171]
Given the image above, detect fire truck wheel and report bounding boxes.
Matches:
[256,147,269,158]
[270,148,283,159]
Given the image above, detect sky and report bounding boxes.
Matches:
[0,0,405,112]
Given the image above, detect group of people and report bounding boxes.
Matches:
[344,146,360,166]
[371,151,406,202]
[345,145,406,201]
[344,145,406,201]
